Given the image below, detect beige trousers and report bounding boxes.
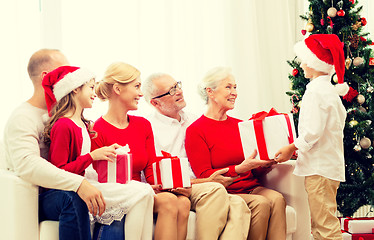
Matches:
[305,175,342,240]
[190,182,251,240]
[237,186,287,240]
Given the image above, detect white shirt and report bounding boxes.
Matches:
[4,102,83,191]
[146,110,198,179]
[293,75,346,182]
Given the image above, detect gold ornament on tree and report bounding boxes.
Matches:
[353,57,364,66]
[360,137,371,149]
[357,94,365,104]
[327,7,337,17]
[349,120,359,127]
[345,58,352,69]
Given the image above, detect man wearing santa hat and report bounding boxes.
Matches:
[275,34,347,240]
[3,49,105,240]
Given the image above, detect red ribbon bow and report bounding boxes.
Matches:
[249,108,294,160]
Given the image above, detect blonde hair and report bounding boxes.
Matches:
[96,62,140,100]
[198,66,233,104]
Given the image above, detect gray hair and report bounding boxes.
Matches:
[198,66,233,104]
[142,72,169,103]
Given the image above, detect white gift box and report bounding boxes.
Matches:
[239,112,296,160]
[341,217,374,234]
[152,157,191,189]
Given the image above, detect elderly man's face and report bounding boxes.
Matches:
[152,75,186,117]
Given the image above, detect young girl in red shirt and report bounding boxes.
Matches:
[43,66,154,240]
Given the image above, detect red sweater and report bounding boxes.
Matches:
[48,118,93,176]
[185,115,263,194]
[91,115,155,184]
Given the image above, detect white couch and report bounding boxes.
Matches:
[0,140,310,240]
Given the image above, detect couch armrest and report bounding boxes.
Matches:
[260,161,311,240]
[0,170,39,240]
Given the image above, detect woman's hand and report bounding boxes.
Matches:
[208,168,238,187]
[171,187,192,197]
[90,143,121,161]
[235,150,276,174]
[151,184,162,194]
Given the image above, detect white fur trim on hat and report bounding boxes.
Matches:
[294,40,334,74]
[53,68,95,101]
[335,82,349,96]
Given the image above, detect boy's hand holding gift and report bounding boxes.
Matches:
[275,143,298,163]
[152,151,191,190]
[238,108,297,163]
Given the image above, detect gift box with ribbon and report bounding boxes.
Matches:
[341,217,374,234]
[94,144,133,184]
[342,230,374,240]
[152,151,191,189]
[238,108,297,160]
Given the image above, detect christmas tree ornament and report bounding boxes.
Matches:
[349,0,355,4]
[320,18,325,26]
[353,57,364,66]
[333,74,339,83]
[367,86,374,93]
[301,29,307,35]
[337,10,345,17]
[366,120,372,125]
[327,7,337,17]
[345,58,352,69]
[354,144,362,151]
[292,69,298,76]
[358,106,366,112]
[369,58,374,66]
[361,17,367,26]
[352,21,362,30]
[360,137,371,149]
[349,120,358,127]
[348,34,360,49]
[357,94,365,104]
[305,22,314,32]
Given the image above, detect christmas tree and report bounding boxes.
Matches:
[287,0,374,217]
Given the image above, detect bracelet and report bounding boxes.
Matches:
[228,165,239,177]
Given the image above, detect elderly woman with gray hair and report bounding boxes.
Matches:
[185,67,287,240]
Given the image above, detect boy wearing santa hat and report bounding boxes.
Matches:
[275,34,347,240]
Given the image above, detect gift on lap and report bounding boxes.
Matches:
[238,108,297,160]
[152,151,191,189]
[94,144,132,184]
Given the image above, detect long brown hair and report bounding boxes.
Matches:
[43,87,95,145]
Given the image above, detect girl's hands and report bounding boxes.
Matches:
[90,143,121,162]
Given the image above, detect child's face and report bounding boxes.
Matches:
[301,63,314,80]
[76,79,96,109]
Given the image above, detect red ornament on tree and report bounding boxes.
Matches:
[360,36,367,42]
[301,29,306,35]
[361,17,367,26]
[292,69,299,76]
[349,0,355,4]
[320,18,325,26]
[337,10,345,17]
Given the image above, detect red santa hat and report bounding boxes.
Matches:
[294,34,349,96]
[42,66,95,114]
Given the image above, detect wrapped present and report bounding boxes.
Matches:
[238,108,297,160]
[341,217,374,234]
[342,230,374,240]
[95,144,133,184]
[152,151,191,189]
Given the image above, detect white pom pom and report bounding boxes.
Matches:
[42,113,50,124]
[335,82,349,96]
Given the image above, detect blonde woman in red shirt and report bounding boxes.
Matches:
[93,62,191,240]
[185,67,287,240]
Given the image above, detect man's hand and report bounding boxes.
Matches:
[274,143,297,163]
[209,168,238,187]
[76,179,106,216]
[171,187,192,197]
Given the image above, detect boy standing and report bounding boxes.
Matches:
[275,34,347,240]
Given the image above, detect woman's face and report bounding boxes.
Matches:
[209,76,237,111]
[118,78,143,111]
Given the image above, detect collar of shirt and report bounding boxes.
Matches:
[153,109,187,126]
[306,74,331,91]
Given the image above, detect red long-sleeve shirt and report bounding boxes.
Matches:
[91,115,155,184]
[48,118,93,176]
[185,115,263,194]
